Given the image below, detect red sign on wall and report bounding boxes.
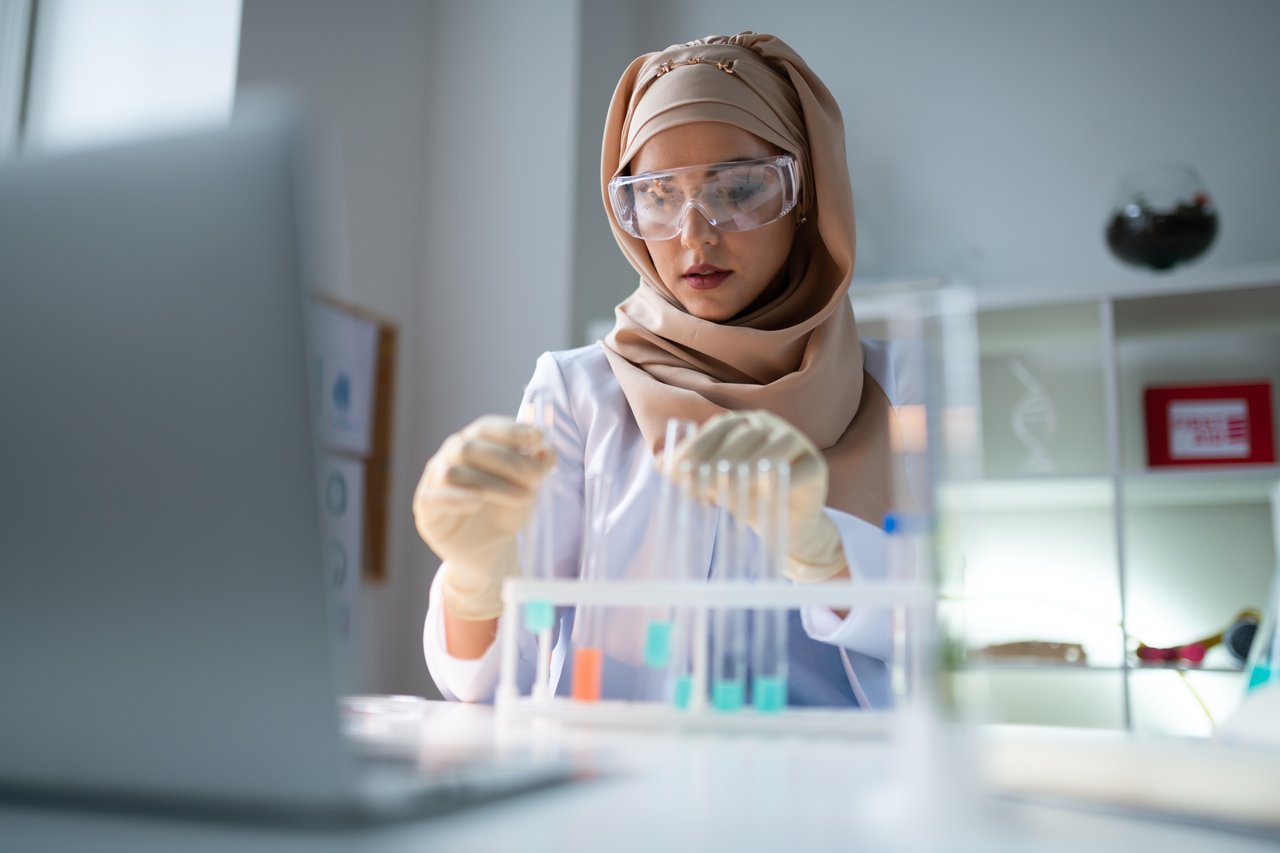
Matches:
[1144,383,1275,467]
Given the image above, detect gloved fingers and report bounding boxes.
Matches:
[462,414,548,454]
[413,486,482,544]
[788,452,826,491]
[440,463,539,508]
[424,416,554,491]
[710,428,772,469]
[732,412,824,489]
[415,483,485,512]
[453,434,556,489]
[674,411,747,469]
[750,428,810,468]
[412,475,487,548]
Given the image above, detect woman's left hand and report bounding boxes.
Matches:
[667,410,847,583]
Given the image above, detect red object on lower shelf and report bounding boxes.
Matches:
[1144,382,1275,467]
[1136,642,1207,665]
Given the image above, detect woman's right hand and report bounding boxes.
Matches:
[413,416,556,621]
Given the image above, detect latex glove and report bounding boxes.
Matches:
[670,410,846,583]
[413,416,556,620]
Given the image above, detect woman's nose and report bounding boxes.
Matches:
[678,202,719,248]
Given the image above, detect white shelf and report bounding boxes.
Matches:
[940,476,1113,511]
[950,263,1280,735]
[1122,466,1280,507]
[973,260,1280,312]
[1113,284,1280,340]
[958,663,1245,674]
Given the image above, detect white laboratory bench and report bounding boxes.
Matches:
[1,699,1277,853]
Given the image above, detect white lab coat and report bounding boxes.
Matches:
[423,339,913,707]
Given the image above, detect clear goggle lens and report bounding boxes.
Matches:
[608,155,800,241]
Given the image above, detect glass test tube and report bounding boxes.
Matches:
[645,419,696,673]
[751,459,790,713]
[669,458,701,710]
[885,509,925,708]
[684,462,714,712]
[519,390,556,701]
[571,471,610,702]
[710,461,749,711]
[1244,570,1279,694]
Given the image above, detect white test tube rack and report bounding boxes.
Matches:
[494,572,937,737]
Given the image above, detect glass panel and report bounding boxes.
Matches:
[945,504,1123,668]
[977,302,1109,477]
[1114,285,1280,475]
[1124,499,1274,668]
[950,670,1125,729]
[1129,670,1247,737]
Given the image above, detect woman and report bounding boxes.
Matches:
[414,32,907,707]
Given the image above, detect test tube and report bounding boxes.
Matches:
[710,460,749,712]
[571,471,610,702]
[518,390,556,701]
[751,459,790,713]
[645,419,697,673]
[685,462,714,712]
[1244,570,1279,694]
[669,459,699,710]
[885,509,925,707]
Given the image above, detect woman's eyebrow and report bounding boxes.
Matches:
[643,157,760,177]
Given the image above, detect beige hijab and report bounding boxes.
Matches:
[600,32,895,526]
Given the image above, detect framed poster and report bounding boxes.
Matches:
[1144,382,1275,467]
[308,297,397,581]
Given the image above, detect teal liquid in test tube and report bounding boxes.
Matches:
[752,459,789,713]
[645,419,696,673]
[1244,571,1279,693]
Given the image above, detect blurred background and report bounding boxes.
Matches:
[3,0,1277,705]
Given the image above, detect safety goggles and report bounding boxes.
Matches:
[608,155,801,241]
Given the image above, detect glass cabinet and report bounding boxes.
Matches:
[940,264,1280,734]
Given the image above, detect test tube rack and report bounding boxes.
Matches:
[495,573,938,737]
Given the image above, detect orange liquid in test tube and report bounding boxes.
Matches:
[571,647,603,701]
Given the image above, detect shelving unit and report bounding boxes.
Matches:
[943,262,1280,735]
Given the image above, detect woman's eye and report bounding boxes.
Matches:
[710,180,764,205]
[636,182,678,209]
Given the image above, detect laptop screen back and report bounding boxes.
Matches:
[0,107,355,809]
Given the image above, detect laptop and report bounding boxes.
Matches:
[0,101,571,825]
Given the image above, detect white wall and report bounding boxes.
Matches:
[237,0,436,695]
[237,0,578,697]
[564,0,1280,322]
[569,1,642,346]
[419,0,577,424]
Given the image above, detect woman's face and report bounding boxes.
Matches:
[629,122,796,322]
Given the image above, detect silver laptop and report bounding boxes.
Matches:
[0,102,570,825]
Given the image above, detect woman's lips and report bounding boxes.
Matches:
[683,264,731,290]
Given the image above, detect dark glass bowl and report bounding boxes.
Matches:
[1105,163,1218,272]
